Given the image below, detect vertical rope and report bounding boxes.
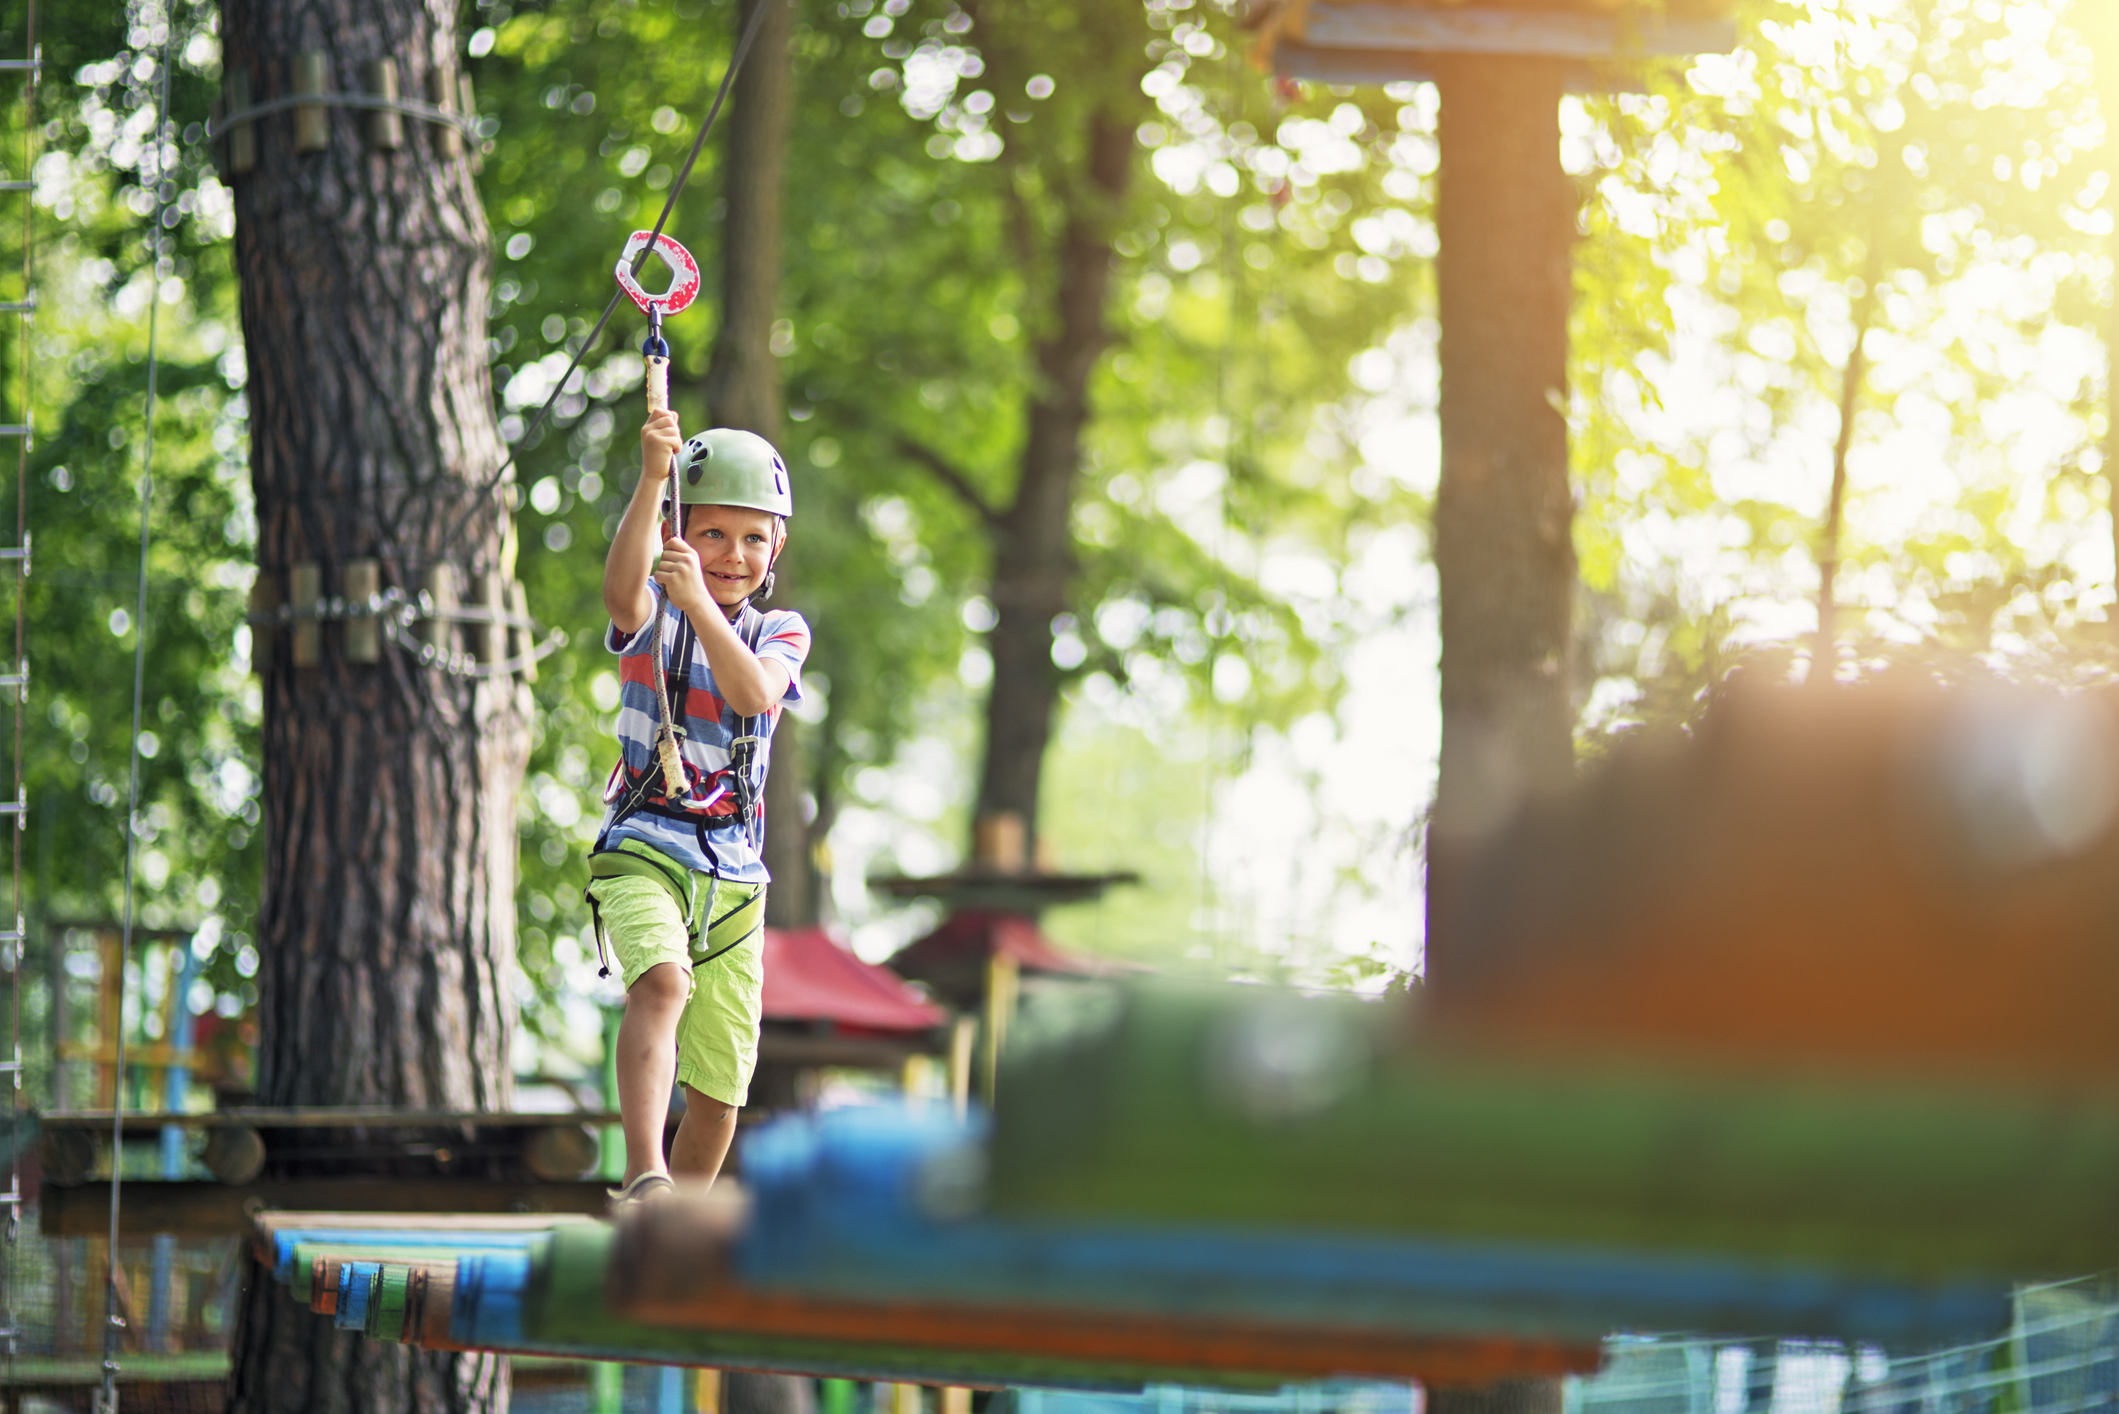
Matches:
[2,0,35,1387]
[97,4,172,1409]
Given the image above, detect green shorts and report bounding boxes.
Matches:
[586,847,767,1108]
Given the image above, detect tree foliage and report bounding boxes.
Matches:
[466,0,1430,1019]
[1571,0,2119,744]
[24,0,2119,1072]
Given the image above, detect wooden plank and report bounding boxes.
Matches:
[38,1106,617,1133]
[1300,5,1737,59]
[258,1209,605,1235]
[757,1033,933,1068]
[1258,44,1651,97]
[592,1219,1599,1386]
[41,1179,611,1238]
[1,1352,230,1387]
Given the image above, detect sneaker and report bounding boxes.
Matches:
[606,1171,676,1212]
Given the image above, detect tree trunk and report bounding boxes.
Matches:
[1815,282,1876,678]
[972,110,1131,866]
[1425,56,1578,976]
[705,0,814,927]
[1425,59,1573,1414]
[219,0,521,1409]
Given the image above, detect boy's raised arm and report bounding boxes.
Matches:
[605,409,684,637]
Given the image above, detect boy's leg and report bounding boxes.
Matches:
[672,881,767,1188]
[670,1085,739,1182]
[616,961,689,1185]
[589,874,696,1186]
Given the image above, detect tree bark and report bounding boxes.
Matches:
[1425,58,1577,978]
[219,0,521,1409]
[705,0,814,926]
[971,109,1132,864]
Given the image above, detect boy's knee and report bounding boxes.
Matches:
[627,961,691,1010]
[682,1086,736,1122]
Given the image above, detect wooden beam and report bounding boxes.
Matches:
[1298,5,1736,59]
[758,1032,937,1068]
[40,1179,610,1238]
[38,1106,618,1133]
[2,1352,231,1387]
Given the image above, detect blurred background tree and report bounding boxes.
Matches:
[1571,0,2117,742]
[467,0,1427,1027]
[16,0,2119,1109]
[2,0,259,1108]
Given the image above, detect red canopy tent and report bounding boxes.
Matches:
[761,927,947,1034]
[887,910,1117,1010]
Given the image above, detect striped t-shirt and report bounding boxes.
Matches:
[597,585,811,884]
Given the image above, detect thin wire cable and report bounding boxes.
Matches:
[3,0,34,1385]
[98,7,172,1410]
[450,0,775,553]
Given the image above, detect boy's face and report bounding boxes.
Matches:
[680,503,783,608]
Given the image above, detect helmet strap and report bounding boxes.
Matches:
[756,517,786,604]
[730,519,788,616]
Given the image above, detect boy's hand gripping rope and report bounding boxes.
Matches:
[620,230,702,801]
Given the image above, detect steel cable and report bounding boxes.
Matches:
[97,5,173,1410]
[2,0,33,1392]
[448,0,776,556]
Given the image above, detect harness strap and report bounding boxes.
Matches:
[602,603,772,841]
[693,886,766,968]
[583,842,729,978]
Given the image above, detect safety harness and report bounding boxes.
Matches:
[585,600,773,978]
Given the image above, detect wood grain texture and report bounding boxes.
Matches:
[218,0,523,1407]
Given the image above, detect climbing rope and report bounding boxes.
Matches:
[1,0,32,1388]
[98,4,171,1408]
[446,0,775,554]
[234,0,774,672]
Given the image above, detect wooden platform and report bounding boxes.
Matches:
[41,1178,610,1238]
[36,1106,619,1132]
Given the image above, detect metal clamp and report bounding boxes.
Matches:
[247,589,537,632]
[246,586,567,680]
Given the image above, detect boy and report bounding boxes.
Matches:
[590,407,809,1206]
